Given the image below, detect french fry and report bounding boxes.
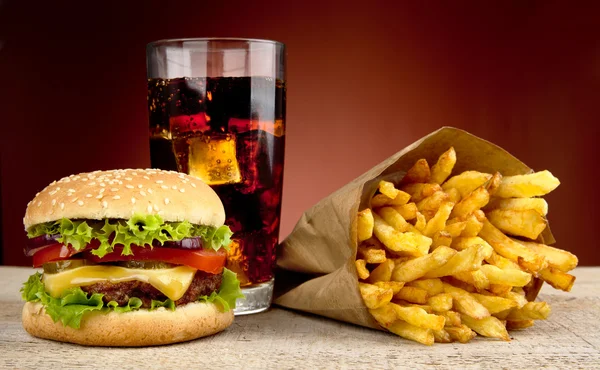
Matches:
[394,286,429,304]
[444,220,467,238]
[445,187,461,203]
[495,170,560,198]
[506,320,535,330]
[487,209,547,240]
[392,202,418,220]
[453,270,490,291]
[359,283,393,309]
[444,283,490,319]
[423,202,454,237]
[371,190,411,208]
[378,207,411,233]
[355,259,370,279]
[432,231,452,249]
[486,251,521,270]
[480,264,532,287]
[430,147,457,184]
[485,197,548,216]
[504,291,528,308]
[442,171,492,198]
[400,183,442,203]
[432,329,452,343]
[460,214,484,237]
[452,236,493,257]
[440,311,462,327]
[388,320,434,346]
[367,259,395,283]
[461,315,510,341]
[471,293,518,314]
[479,220,547,272]
[445,325,476,343]
[357,243,387,263]
[450,186,490,219]
[427,293,453,312]
[414,212,427,233]
[405,278,445,296]
[538,267,576,292]
[401,159,431,184]
[373,213,431,256]
[417,191,449,220]
[378,180,401,200]
[357,208,375,242]
[374,281,405,294]
[488,284,512,296]
[391,303,446,330]
[424,245,483,278]
[368,303,397,328]
[507,301,551,320]
[392,246,456,282]
[515,241,578,272]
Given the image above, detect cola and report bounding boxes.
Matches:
[148,76,286,285]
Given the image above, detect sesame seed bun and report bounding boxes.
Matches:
[22,301,234,346]
[23,169,225,229]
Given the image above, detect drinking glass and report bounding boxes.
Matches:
[146,38,286,314]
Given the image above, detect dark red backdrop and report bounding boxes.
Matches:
[1,1,598,265]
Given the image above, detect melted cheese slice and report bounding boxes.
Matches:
[43,265,197,301]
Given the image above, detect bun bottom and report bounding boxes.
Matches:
[22,301,234,346]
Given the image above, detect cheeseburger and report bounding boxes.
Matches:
[20,169,242,346]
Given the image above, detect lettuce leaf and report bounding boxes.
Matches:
[199,268,244,312]
[150,298,175,311]
[21,268,244,329]
[27,214,233,257]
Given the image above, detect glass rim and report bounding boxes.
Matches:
[147,37,285,48]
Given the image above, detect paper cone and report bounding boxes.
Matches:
[274,126,553,329]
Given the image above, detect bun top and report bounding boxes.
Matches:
[23,169,225,230]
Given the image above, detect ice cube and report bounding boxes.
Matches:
[188,134,242,185]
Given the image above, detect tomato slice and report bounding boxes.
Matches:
[32,243,83,268]
[86,246,227,274]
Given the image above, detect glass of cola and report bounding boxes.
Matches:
[146,38,286,315]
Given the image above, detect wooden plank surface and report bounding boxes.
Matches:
[1,266,599,369]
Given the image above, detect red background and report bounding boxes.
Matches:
[1,1,598,265]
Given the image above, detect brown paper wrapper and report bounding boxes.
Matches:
[274,126,553,330]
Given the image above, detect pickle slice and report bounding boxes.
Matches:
[115,261,177,269]
[43,259,92,274]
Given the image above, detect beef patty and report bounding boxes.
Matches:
[81,270,222,308]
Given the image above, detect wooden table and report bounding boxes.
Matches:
[1,266,599,369]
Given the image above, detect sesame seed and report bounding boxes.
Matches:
[111,188,119,192]
[147,205,153,213]
[125,177,132,181]
[102,201,108,208]
[55,187,61,191]
[143,176,150,180]
[147,188,153,194]
[112,195,121,200]
[68,188,76,192]
[96,195,103,199]
[86,194,92,198]
[71,197,78,203]
[138,184,143,189]
[140,191,147,197]
[89,182,96,186]
[60,203,65,210]
[51,199,56,206]
[191,183,196,188]
[99,183,106,187]
[118,181,123,185]
[64,178,71,183]
[153,204,159,211]
[179,188,185,193]
[172,185,177,190]
[164,198,170,205]
[161,185,169,189]
[126,184,134,189]
[77,200,84,206]
[131,197,136,204]
[156,180,164,184]
[132,172,138,176]
[49,190,57,196]
[115,175,121,179]
[82,178,88,182]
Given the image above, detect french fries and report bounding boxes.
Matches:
[354,148,577,345]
